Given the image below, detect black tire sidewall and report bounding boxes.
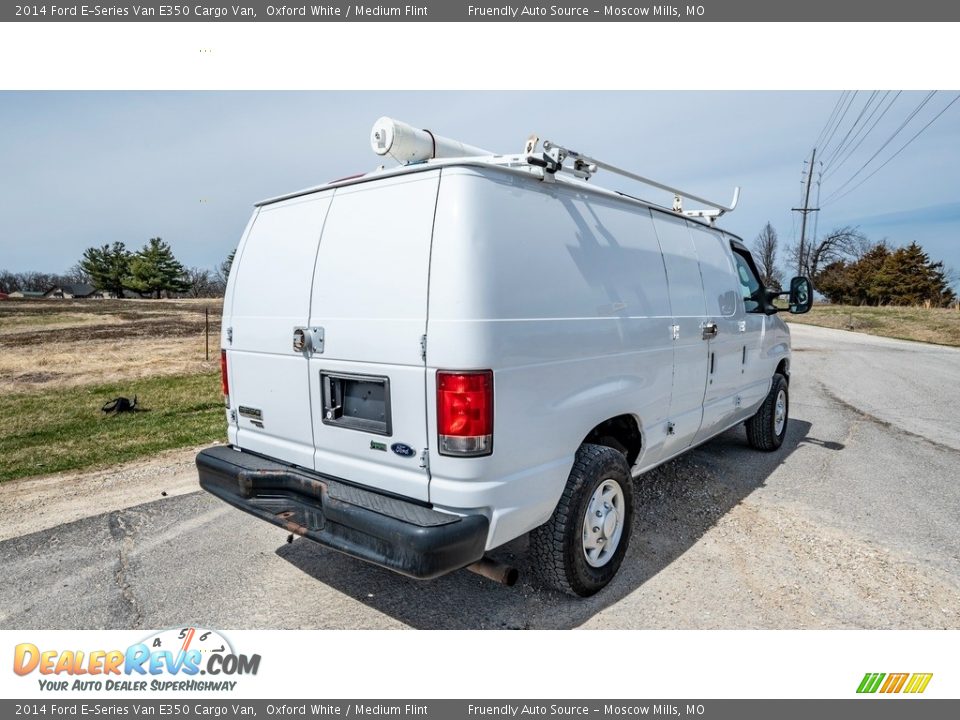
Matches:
[565,449,634,596]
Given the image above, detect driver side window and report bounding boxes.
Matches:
[731,248,763,313]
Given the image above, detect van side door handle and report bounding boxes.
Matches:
[701,322,719,340]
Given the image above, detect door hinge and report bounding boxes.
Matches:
[226,326,233,344]
[229,409,237,424]
[671,324,680,341]
[419,334,427,362]
[419,448,430,470]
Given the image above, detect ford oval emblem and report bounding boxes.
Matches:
[391,443,416,458]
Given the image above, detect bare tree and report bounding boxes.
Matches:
[64,263,91,284]
[752,222,783,289]
[788,226,873,281]
[185,267,221,298]
[0,270,21,293]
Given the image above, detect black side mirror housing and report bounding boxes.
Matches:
[762,288,781,315]
[788,276,813,314]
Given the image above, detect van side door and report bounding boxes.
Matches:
[689,223,745,444]
[650,212,709,459]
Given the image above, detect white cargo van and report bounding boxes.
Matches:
[198,118,812,596]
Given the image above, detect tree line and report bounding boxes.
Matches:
[751,222,956,307]
[0,239,235,299]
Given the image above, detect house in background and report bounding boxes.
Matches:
[8,290,46,299]
[43,283,102,299]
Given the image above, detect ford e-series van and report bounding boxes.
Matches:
[197,118,812,596]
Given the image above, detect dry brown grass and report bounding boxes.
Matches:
[785,303,960,347]
[0,298,223,394]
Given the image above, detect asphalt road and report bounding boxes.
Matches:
[1,324,958,629]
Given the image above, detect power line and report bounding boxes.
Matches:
[823,91,901,181]
[812,91,848,150]
[810,175,823,243]
[821,91,879,173]
[821,91,937,204]
[822,93,960,208]
[792,148,819,275]
[819,91,858,158]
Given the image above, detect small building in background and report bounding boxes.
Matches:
[7,290,46,299]
[43,283,101,299]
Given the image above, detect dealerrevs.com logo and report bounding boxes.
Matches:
[857,673,933,694]
[13,627,260,692]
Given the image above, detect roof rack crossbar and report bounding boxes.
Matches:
[541,140,740,220]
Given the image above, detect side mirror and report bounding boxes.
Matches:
[788,276,812,314]
[762,288,781,315]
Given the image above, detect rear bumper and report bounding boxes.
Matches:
[196,445,488,580]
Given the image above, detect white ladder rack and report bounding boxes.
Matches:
[529,138,740,223]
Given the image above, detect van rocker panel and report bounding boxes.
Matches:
[196,446,488,579]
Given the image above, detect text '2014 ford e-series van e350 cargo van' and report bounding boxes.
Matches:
[197,117,813,596]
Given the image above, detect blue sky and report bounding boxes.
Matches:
[1,91,958,279]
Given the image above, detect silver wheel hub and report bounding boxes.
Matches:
[582,479,626,568]
[774,388,787,436]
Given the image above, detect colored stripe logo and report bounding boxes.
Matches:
[857,672,933,694]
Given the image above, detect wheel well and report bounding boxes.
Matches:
[776,358,790,383]
[583,415,642,466]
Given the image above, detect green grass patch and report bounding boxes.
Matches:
[786,304,960,347]
[0,372,226,483]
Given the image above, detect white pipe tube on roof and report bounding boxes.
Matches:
[370,116,493,164]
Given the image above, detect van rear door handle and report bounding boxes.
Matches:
[293,326,324,354]
[701,322,719,340]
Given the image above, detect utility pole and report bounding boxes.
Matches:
[792,148,820,276]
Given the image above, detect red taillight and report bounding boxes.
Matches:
[220,350,229,406]
[437,370,493,457]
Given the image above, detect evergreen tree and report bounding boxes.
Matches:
[212,248,237,294]
[218,248,236,284]
[79,242,131,298]
[815,240,955,306]
[814,260,854,304]
[127,237,191,298]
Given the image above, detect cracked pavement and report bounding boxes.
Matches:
[0,324,958,629]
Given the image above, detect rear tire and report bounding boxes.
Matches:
[530,444,634,597]
[746,373,789,451]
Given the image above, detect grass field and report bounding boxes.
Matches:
[2,297,957,482]
[0,372,224,483]
[785,304,960,347]
[0,299,225,482]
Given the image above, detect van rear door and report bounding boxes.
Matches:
[306,171,440,502]
[227,193,332,468]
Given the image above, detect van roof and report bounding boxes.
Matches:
[255,155,743,240]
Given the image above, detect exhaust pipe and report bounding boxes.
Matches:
[466,557,518,587]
